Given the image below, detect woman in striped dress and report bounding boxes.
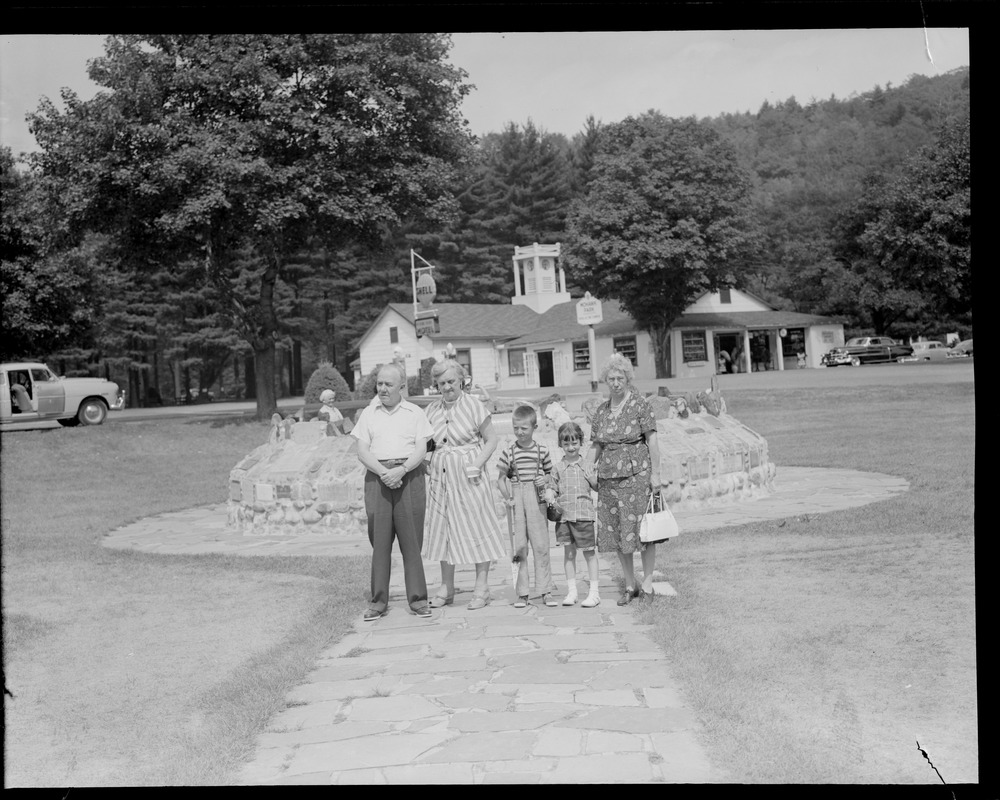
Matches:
[424,359,508,610]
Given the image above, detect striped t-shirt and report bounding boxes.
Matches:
[498,441,553,483]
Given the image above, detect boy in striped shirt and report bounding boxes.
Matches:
[498,405,557,608]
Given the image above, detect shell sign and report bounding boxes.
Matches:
[416,272,437,309]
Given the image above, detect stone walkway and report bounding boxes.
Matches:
[102,466,908,784]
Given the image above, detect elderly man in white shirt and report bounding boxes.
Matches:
[351,364,434,621]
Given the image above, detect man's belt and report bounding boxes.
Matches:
[378,458,408,467]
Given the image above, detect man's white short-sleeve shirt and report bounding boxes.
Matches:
[351,398,433,460]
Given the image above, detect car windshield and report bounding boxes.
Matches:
[845,338,867,346]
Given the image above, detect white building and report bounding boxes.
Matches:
[356,244,846,390]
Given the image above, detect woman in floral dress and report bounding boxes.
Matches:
[589,353,661,605]
[424,359,507,610]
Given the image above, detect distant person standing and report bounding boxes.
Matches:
[731,345,744,373]
[351,364,433,621]
[717,349,732,374]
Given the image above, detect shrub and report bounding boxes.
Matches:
[420,357,436,391]
[303,362,351,404]
[354,366,380,401]
[407,375,423,396]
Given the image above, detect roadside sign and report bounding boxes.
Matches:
[415,313,439,337]
[416,272,437,309]
[576,292,603,325]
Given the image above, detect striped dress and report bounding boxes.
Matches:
[423,392,508,564]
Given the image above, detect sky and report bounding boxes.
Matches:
[0,29,970,157]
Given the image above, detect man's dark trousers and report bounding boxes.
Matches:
[364,464,429,612]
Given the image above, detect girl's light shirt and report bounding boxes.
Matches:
[552,457,596,522]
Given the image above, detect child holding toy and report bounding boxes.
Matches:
[497,405,557,608]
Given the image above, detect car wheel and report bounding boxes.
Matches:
[77,398,108,425]
[850,357,861,367]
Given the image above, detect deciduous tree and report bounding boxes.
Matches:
[857,115,970,319]
[1,147,106,361]
[566,113,760,377]
[830,114,970,335]
[27,34,473,417]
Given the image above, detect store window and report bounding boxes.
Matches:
[682,331,708,363]
[572,341,590,371]
[389,326,398,344]
[508,348,526,376]
[613,336,638,366]
[780,327,806,355]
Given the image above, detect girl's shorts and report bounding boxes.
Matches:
[555,519,596,550]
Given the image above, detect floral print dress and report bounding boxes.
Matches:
[590,387,656,554]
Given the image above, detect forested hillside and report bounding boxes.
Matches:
[708,68,970,318]
[2,40,969,405]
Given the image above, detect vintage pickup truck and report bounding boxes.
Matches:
[1,362,125,429]
[821,337,914,367]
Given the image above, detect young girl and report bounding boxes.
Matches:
[547,422,601,607]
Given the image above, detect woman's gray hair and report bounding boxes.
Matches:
[431,358,467,383]
[600,352,634,384]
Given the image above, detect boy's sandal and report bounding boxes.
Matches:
[542,594,559,607]
[513,596,528,609]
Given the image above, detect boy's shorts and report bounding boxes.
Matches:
[555,519,596,550]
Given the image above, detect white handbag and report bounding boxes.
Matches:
[639,492,679,543]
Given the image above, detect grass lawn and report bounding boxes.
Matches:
[1,418,369,786]
[634,379,977,784]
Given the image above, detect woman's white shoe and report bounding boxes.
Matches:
[580,586,601,607]
[562,586,578,606]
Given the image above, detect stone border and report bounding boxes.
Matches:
[102,466,909,558]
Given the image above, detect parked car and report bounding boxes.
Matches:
[821,337,913,367]
[947,339,973,358]
[897,340,951,363]
[1,362,125,430]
